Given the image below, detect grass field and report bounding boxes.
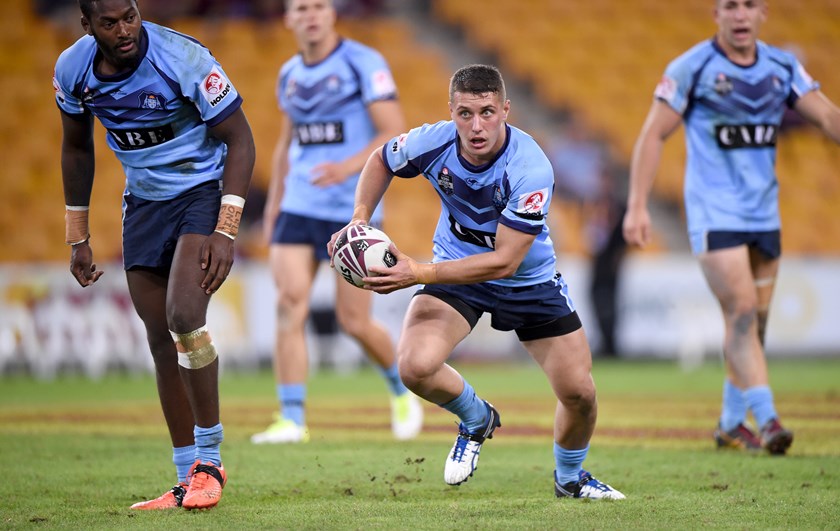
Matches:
[1,358,839,529]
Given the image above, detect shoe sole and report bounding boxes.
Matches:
[764,430,794,455]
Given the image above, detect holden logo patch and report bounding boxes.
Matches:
[517,188,548,214]
[200,67,232,107]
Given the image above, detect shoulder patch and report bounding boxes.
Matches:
[200,66,233,107]
[654,74,677,100]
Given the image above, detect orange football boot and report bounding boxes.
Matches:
[129,483,188,510]
[182,461,227,510]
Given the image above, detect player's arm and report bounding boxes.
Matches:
[200,107,256,294]
[311,100,405,186]
[60,109,103,287]
[793,90,840,144]
[326,148,393,259]
[264,114,293,243]
[623,100,683,248]
[365,224,535,294]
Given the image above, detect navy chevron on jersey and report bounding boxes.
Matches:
[277,39,397,223]
[383,121,556,287]
[654,39,818,236]
[53,21,243,200]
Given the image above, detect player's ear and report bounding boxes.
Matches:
[81,15,92,36]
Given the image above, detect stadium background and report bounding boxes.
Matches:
[1,0,839,379]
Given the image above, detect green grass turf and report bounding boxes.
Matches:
[0,358,838,529]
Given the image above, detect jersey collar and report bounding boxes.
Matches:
[455,123,512,173]
[93,24,150,83]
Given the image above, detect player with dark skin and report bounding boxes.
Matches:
[59,0,255,509]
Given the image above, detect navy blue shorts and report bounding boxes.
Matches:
[122,180,221,271]
[415,272,582,341]
[705,230,781,259]
[272,212,381,262]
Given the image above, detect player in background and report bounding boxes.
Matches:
[623,0,840,454]
[251,0,423,445]
[55,0,255,509]
[329,64,624,499]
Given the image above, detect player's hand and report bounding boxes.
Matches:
[311,161,349,187]
[364,243,424,294]
[622,206,653,248]
[69,240,104,287]
[200,232,235,294]
[327,218,368,266]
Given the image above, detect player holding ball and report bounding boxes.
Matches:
[329,64,624,499]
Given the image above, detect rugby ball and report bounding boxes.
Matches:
[333,225,397,288]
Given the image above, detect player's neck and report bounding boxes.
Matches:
[715,35,757,66]
[300,32,339,65]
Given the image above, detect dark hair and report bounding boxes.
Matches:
[79,0,138,19]
[449,64,506,102]
[78,0,97,18]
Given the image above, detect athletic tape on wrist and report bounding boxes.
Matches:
[65,205,90,245]
[215,194,245,239]
[170,325,218,369]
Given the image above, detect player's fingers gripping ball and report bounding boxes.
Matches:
[332,225,397,288]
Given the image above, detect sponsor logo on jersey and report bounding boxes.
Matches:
[714,73,733,95]
[448,214,496,249]
[391,133,408,153]
[294,121,344,145]
[139,91,167,110]
[437,167,454,196]
[52,75,65,104]
[654,75,677,101]
[516,188,548,215]
[107,124,175,150]
[493,185,507,212]
[200,67,232,107]
[371,69,396,98]
[715,123,777,149]
[326,75,342,93]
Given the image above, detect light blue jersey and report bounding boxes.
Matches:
[277,38,397,223]
[654,39,818,242]
[53,21,242,201]
[383,121,557,287]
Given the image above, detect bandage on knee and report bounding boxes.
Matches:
[170,325,218,369]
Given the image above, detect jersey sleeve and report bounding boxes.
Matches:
[382,121,452,178]
[175,42,243,127]
[348,47,398,105]
[788,56,820,106]
[53,49,86,116]
[654,52,698,115]
[499,147,554,235]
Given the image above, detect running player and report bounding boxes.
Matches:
[329,64,624,499]
[251,0,422,445]
[623,0,840,454]
[55,0,255,509]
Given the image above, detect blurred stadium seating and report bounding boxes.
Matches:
[434,0,840,254]
[2,0,839,263]
[0,5,448,262]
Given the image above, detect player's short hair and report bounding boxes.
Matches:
[285,0,334,10]
[78,0,138,19]
[449,64,506,102]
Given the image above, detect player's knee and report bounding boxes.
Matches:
[170,325,218,370]
[729,302,759,336]
[558,381,597,416]
[397,353,435,389]
[275,291,309,326]
[334,310,370,339]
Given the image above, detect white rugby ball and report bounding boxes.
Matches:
[333,225,397,288]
